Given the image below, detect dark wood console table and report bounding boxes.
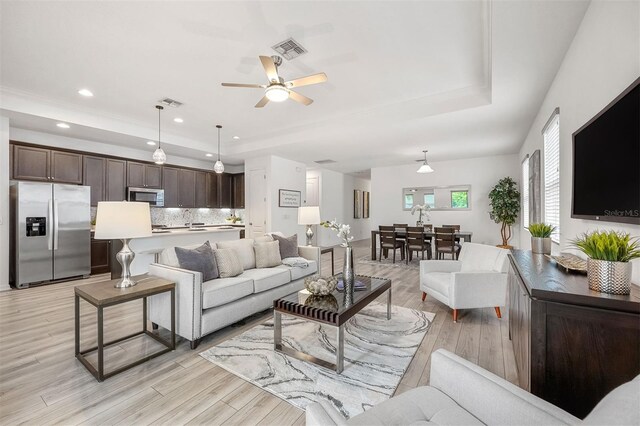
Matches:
[507,250,639,419]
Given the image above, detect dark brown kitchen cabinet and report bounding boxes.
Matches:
[106,159,127,201]
[195,171,207,208]
[13,145,82,184]
[206,173,219,208]
[162,167,179,207]
[83,156,106,206]
[127,161,162,188]
[219,173,233,208]
[232,173,245,209]
[178,169,196,208]
[90,237,111,275]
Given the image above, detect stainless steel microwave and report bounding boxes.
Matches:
[127,187,164,206]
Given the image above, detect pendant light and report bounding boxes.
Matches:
[213,124,225,173]
[152,105,167,165]
[417,150,434,173]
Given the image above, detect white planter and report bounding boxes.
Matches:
[587,258,632,295]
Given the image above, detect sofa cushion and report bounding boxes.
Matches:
[424,272,451,299]
[254,241,282,268]
[347,386,483,425]
[216,239,256,270]
[158,241,216,267]
[277,260,318,281]
[459,243,507,273]
[202,276,254,309]
[214,248,244,278]
[241,268,291,293]
[583,375,640,425]
[272,234,299,259]
[254,235,273,244]
[175,241,218,281]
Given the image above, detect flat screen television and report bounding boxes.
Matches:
[572,77,640,225]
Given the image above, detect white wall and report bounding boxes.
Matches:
[371,154,520,247]
[0,117,10,291]
[518,0,640,283]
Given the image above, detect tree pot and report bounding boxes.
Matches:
[531,237,551,255]
[587,258,632,295]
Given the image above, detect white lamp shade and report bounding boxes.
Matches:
[94,201,152,240]
[298,206,321,225]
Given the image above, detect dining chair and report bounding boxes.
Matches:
[406,226,432,263]
[442,224,462,249]
[379,225,405,263]
[423,224,433,232]
[434,227,460,260]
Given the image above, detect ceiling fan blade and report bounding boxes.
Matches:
[289,90,314,106]
[255,95,270,108]
[285,72,328,88]
[221,82,266,88]
[259,56,279,83]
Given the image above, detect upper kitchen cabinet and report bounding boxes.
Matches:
[178,169,196,208]
[83,156,106,206]
[195,171,208,208]
[219,172,233,208]
[127,161,162,188]
[105,159,127,201]
[232,173,245,209]
[13,144,83,184]
[206,172,220,208]
[162,167,179,207]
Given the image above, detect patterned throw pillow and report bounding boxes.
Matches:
[213,248,244,278]
[174,241,218,281]
[254,241,282,268]
[216,239,256,270]
[272,234,299,259]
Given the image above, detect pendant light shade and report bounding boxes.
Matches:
[214,124,225,174]
[152,105,166,165]
[417,150,434,173]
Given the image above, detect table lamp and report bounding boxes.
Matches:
[94,201,152,288]
[298,206,321,246]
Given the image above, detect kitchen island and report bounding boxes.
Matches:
[109,226,242,278]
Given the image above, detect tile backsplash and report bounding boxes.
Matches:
[91,207,244,227]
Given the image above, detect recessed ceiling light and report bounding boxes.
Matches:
[78,89,93,97]
[146,141,156,146]
[205,153,213,157]
[174,118,183,123]
[56,123,70,129]
[233,136,240,140]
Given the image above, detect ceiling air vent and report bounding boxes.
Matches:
[272,38,307,60]
[158,98,183,108]
[314,159,337,165]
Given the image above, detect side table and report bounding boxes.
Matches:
[75,274,175,381]
[321,247,335,275]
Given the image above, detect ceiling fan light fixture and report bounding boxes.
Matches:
[265,85,289,102]
[417,150,434,174]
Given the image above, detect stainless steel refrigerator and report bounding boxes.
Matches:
[10,181,91,288]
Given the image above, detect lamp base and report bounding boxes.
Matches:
[305,225,314,246]
[115,239,137,288]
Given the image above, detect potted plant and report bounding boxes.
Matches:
[411,204,431,227]
[571,231,640,295]
[526,223,556,255]
[488,177,520,248]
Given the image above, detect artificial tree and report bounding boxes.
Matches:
[488,177,520,248]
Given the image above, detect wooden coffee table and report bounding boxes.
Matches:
[273,275,391,373]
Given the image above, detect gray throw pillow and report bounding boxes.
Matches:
[272,234,299,259]
[213,248,244,278]
[175,241,218,281]
[254,241,282,268]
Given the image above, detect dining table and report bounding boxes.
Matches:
[370,229,473,260]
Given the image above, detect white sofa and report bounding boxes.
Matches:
[420,243,508,322]
[147,237,320,349]
[307,349,640,425]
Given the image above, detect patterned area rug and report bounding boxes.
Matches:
[200,302,434,419]
[358,254,424,269]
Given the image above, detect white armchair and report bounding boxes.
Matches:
[420,242,508,322]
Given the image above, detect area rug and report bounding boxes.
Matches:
[358,255,423,270]
[200,303,434,419]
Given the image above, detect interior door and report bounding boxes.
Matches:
[248,169,267,238]
[53,184,91,280]
[306,176,319,206]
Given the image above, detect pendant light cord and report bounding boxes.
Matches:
[155,105,164,149]
[216,125,222,161]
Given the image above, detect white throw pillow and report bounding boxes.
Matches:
[254,235,273,244]
[216,239,256,270]
[254,241,282,268]
[213,248,244,278]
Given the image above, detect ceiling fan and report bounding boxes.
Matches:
[221,55,327,108]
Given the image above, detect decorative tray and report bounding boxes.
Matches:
[545,253,587,273]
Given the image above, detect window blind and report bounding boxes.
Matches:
[522,156,530,228]
[543,111,560,243]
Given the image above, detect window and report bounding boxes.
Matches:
[451,191,469,209]
[424,193,435,208]
[543,109,560,243]
[404,193,414,209]
[522,156,530,228]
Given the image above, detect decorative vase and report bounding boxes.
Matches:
[587,258,632,295]
[531,237,551,255]
[343,246,355,305]
[416,221,423,227]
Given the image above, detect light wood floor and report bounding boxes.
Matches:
[0,239,517,425]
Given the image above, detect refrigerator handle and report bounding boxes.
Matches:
[48,199,54,251]
[53,200,59,250]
